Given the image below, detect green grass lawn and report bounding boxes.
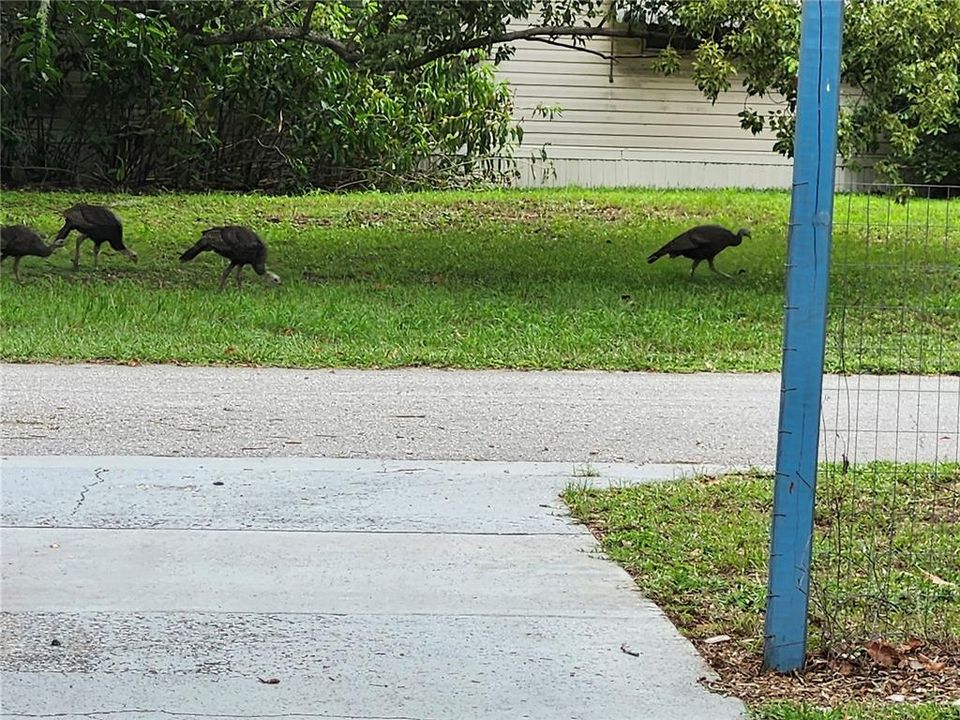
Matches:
[2,188,957,372]
[754,704,959,720]
[564,463,960,718]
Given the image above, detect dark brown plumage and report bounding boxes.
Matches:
[55,204,138,269]
[647,224,750,278]
[1,225,65,282]
[179,225,281,290]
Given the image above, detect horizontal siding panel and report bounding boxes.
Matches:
[502,58,770,84]
[514,97,785,115]
[507,71,856,103]
[498,55,662,72]
[513,158,795,188]
[510,90,758,110]
[497,50,625,67]
[520,121,775,142]
[504,32,654,60]
[622,148,790,164]
[512,157,869,190]
[495,19,867,190]
[510,86,765,109]
[516,145,874,176]
[519,134,778,152]
[501,65,740,90]
[500,59,697,79]
[505,75,763,99]
[514,146,792,164]
[515,108,764,130]
[502,59,692,78]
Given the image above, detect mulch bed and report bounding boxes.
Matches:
[696,637,960,707]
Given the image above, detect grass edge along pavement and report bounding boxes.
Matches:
[1,188,957,373]
[753,703,960,719]
[563,463,960,719]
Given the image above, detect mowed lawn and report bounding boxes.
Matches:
[1,188,957,372]
[565,463,960,719]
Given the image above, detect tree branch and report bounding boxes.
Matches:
[251,0,303,33]
[300,0,317,33]
[400,25,648,71]
[526,36,616,62]
[197,25,360,64]
[194,22,653,72]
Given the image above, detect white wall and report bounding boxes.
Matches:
[496,36,870,189]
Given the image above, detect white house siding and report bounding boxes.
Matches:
[496,37,870,189]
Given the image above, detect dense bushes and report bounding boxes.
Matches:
[0,1,520,192]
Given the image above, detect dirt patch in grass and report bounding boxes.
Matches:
[257,199,631,230]
[446,198,629,223]
[631,203,704,222]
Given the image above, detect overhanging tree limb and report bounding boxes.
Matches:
[399,26,647,71]
[197,26,361,64]
[194,23,653,71]
[526,36,617,61]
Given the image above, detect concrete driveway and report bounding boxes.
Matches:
[1,456,745,719]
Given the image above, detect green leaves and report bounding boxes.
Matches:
[652,47,682,76]
[1,0,521,191]
[838,0,960,182]
[640,0,960,184]
[691,41,735,102]
[4,0,958,189]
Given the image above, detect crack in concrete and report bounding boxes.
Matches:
[69,468,109,517]
[8,710,434,720]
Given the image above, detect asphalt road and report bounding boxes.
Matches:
[2,363,957,465]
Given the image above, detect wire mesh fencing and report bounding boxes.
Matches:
[815,183,959,657]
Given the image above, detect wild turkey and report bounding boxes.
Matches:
[647,225,750,278]
[55,204,138,269]
[179,225,281,290]
[1,225,66,282]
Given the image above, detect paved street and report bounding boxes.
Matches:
[3,363,956,464]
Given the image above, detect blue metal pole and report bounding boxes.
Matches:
[763,0,844,673]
